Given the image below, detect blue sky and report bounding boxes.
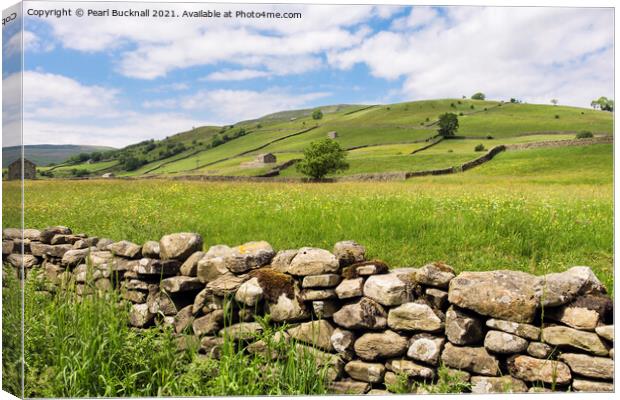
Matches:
[2,3,614,147]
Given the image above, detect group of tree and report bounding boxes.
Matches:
[591,97,614,112]
[296,138,348,179]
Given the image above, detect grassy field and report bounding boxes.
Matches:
[48,99,612,179]
[3,144,613,290]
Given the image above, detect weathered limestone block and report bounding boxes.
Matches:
[470,376,528,394]
[200,336,224,358]
[445,306,483,345]
[344,360,385,383]
[484,331,529,354]
[224,241,275,273]
[141,241,160,258]
[161,276,203,293]
[2,240,14,256]
[448,270,540,323]
[425,288,448,310]
[441,343,500,376]
[50,234,82,245]
[312,300,339,318]
[109,240,142,259]
[129,303,154,327]
[558,353,614,380]
[30,242,72,258]
[287,247,339,276]
[7,254,38,269]
[485,318,540,340]
[96,238,114,251]
[387,302,443,332]
[595,325,613,342]
[443,368,471,383]
[73,237,99,249]
[270,249,298,273]
[88,250,114,267]
[206,273,249,296]
[266,281,309,323]
[541,326,609,356]
[235,277,264,306]
[302,274,341,288]
[192,310,224,336]
[192,287,222,314]
[301,288,337,301]
[527,342,553,358]
[414,262,456,289]
[354,330,408,361]
[328,380,370,394]
[572,379,614,392]
[43,262,65,285]
[288,320,335,351]
[353,260,389,277]
[332,297,387,330]
[331,328,356,353]
[335,278,364,299]
[3,228,40,241]
[385,359,435,379]
[61,248,91,267]
[546,305,600,331]
[196,247,232,283]
[220,322,263,340]
[363,273,413,306]
[507,355,571,385]
[539,266,606,307]
[147,291,192,316]
[40,226,71,243]
[407,334,445,366]
[333,240,366,267]
[121,289,147,303]
[179,251,204,276]
[159,233,203,261]
[123,279,157,292]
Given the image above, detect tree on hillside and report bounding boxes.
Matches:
[437,113,459,137]
[471,92,485,100]
[551,99,558,106]
[296,138,348,180]
[312,109,323,120]
[591,97,614,112]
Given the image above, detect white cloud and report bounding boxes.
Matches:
[2,71,211,147]
[34,3,392,80]
[145,88,330,122]
[392,6,440,30]
[327,7,613,107]
[204,69,271,81]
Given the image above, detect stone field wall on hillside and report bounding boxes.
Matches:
[2,227,615,394]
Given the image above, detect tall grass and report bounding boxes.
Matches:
[3,174,613,291]
[1,266,22,397]
[5,265,329,397]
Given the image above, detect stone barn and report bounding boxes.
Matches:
[7,158,36,180]
[256,153,277,164]
[327,131,338,139]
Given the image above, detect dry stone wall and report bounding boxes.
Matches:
[2,227,615,394]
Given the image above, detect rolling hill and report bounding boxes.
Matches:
[40,99,613,179]
[2,144,115,168]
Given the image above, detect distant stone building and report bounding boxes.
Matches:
[7,158,36,180]
[101,172,115,178]
[327,131,338,139]
[256,153,277,164]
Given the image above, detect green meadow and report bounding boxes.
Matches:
[3,143,613,290]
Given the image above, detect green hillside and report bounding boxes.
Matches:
[45,99,613,179]
[2,144,115,167]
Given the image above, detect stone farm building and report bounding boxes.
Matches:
[7,158,36,180]
[327,131,338,139]
[256,153,277,163]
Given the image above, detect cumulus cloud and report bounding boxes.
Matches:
[2,71,211,146]
[144,88,330,122]
[328,7,613,107]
